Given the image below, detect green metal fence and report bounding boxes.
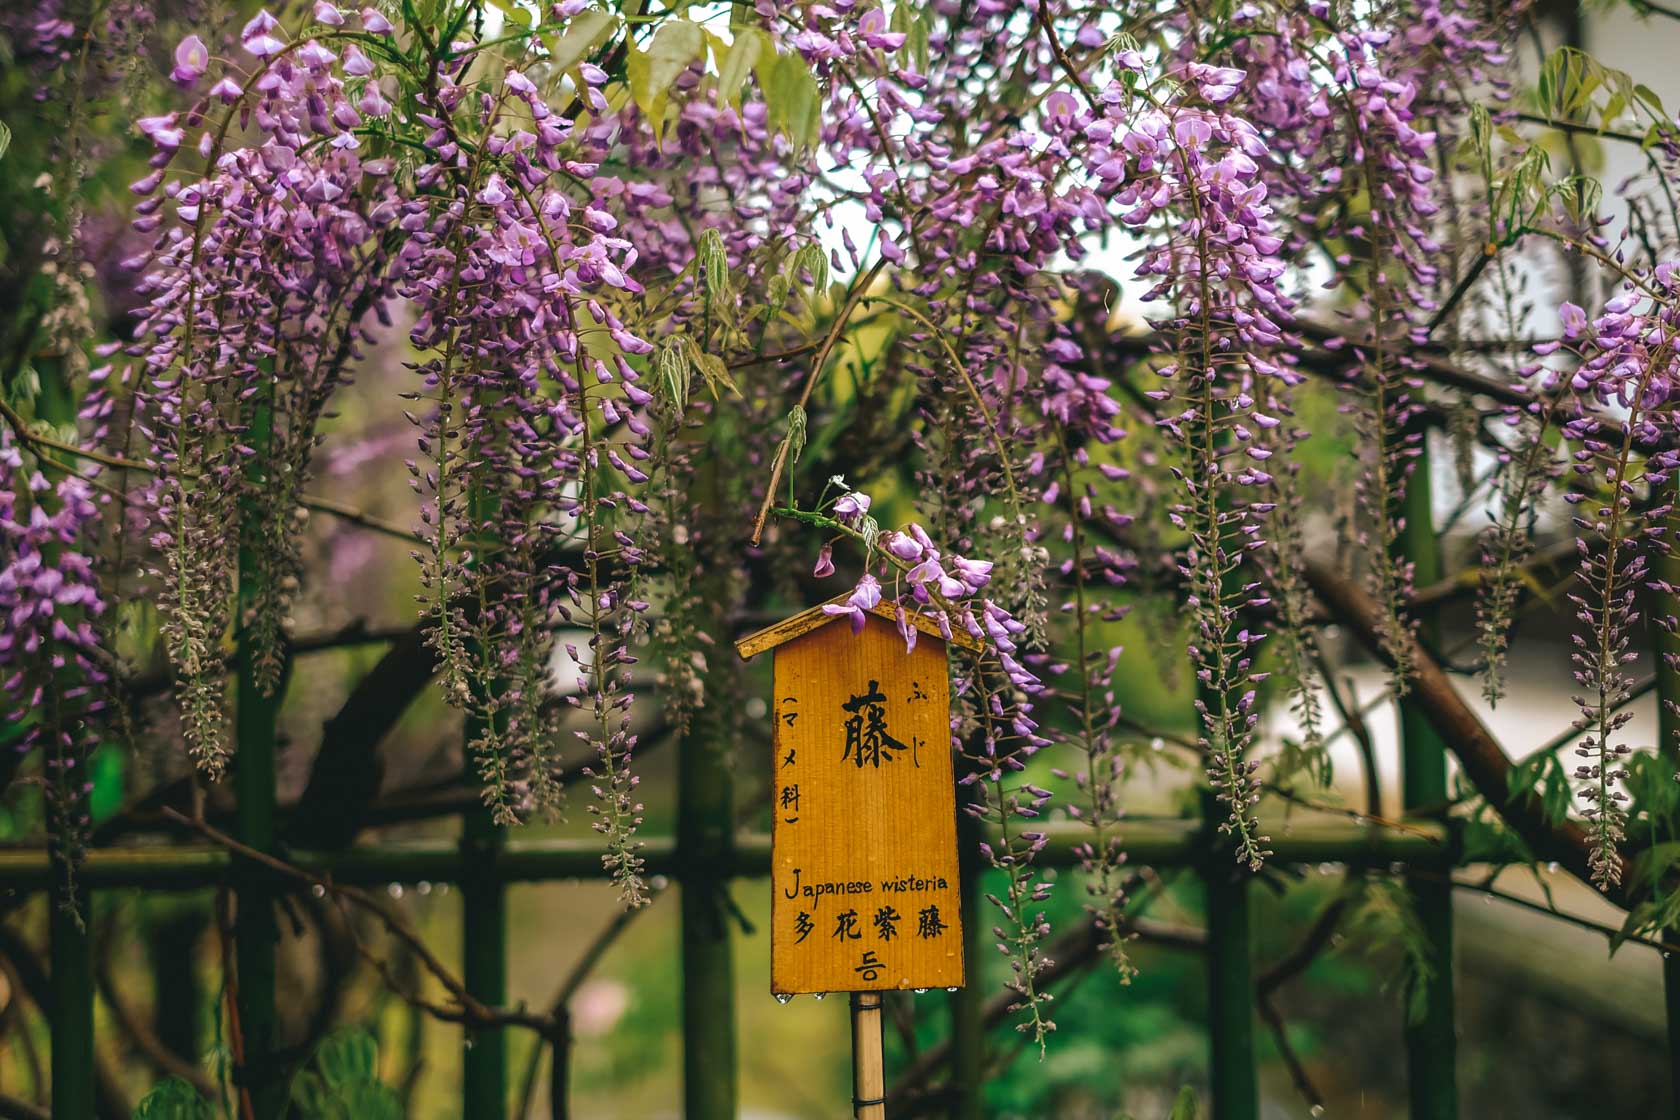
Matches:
[11,813,1463,1119]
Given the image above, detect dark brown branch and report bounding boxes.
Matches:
[0,923,130,1119]
[1302,559,1634,906]
[165,808,551,1033]
[0,1094,49,1120]
[1254,892,1354,1113]
[94,957,219,1098]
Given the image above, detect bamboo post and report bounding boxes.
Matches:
[48,791,93,1120]
[1202,840,1258,1120]
[680,461,738,1120]
[947,797,985,1120]
[461,751,508,1119]
[1398,440,1459,1119]
[235,397,286,1119]
[851,991,886,1119]
[462,480,508,1119]
[1654,511,1680,1119]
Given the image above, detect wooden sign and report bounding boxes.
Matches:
[736,599,979,995]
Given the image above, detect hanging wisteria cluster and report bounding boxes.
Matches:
[17,0,1680,1042]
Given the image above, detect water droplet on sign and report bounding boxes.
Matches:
[775,993,793,1004]
[945,987,958,993]
[914,988,928,994]
[813,992,826,1001]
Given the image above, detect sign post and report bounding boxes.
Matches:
[736,597,980,1116]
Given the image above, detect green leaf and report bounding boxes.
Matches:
[684,337,741,399]
[133,1078,214,1120]
[486,0,533,28]
[890,4,929,73]
[627,19,702,142]
[544,9,616,78]
[715,27,764,109]
[655,337,690,409]
[1168,1085,1200,1120]
[313,1028,378,1088]
[785,404,807,464]
[0,121,11,162]
[792,241,828,296]
[330,1080,402,1120]
[292,1029,401,1120]
[763,50,820,148]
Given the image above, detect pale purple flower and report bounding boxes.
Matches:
[832,490,871,525]
[882,530,923,562]
[241,9,286,57]
[1560,301,1588,339]
[822,573,882,634]
[171,35,210,86]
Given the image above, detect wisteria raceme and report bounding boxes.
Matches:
[0,443,108,908]
[391,45,658,892]
[1540,274,1680,888]
[124,9,402,773]
[1093,55,1294,871]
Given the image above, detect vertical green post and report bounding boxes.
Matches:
[462,479,508,1119]
[1201,789,1257,1120]
[461,754,508,1119]
[236,399,286,1119]
[48,797,93,1119]
[1398,442,1458,1120]
[678,660,737,1120]
[680,462,737,1120]
[947,796,985,1120]
[1655,512,1680,1119]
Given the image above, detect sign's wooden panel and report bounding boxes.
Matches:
[768,613,965,994]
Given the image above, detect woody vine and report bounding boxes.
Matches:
[6,0,1680,1110]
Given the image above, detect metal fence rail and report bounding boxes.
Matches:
[15,816,1465,1119]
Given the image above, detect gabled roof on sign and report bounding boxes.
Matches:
[734,594,986,660]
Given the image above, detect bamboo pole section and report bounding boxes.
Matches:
[1654,514,1680,1120]
[1398,441,1459,1119]
[462,479,508,1118]
[461,735,508,1119]
[0,819,1455,889]
[48,794,93,1120]
[1202,792,1258,1120]
[947,797,985,1120]
[235,397,286,1120]
[850,991,886,1119]
[680,462,739,1120]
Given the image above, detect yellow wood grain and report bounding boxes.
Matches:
[769,613,965,994]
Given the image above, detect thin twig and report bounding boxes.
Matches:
[164,808,549,1032]
[749,257,888,544]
